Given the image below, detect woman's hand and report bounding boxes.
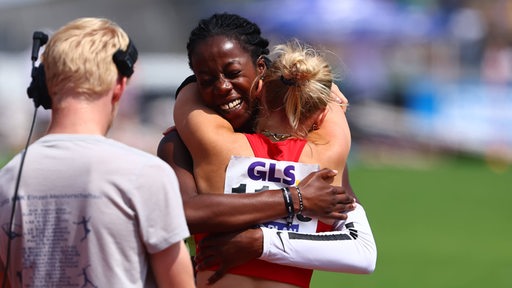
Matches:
[331,83,349,112]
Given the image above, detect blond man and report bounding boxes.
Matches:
[0,18,194,288]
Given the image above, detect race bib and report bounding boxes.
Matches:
[225,156,320,233]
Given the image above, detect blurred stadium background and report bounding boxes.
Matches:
[1,0,511,287]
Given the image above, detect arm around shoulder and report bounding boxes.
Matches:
[173,77,252,194]
[173,82,236,160]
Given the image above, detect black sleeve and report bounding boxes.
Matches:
[175,75,197,99]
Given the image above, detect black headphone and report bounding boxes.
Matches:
[26,31,50,109]
[113,40,138,78]
[26,31,138,110]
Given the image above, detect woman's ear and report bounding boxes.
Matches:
[256,56,267,78]
[255,77,263,94]
[313,108,329,130]
[252,57,267,97]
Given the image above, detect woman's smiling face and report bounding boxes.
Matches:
[190,35,261,131]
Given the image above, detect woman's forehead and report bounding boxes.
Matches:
[194,36,249,55]
[191,37,255,71]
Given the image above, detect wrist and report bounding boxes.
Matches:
[294,186,304,216]
[252,228,264,257]
[289,186,303,215]
[281,187,294,226]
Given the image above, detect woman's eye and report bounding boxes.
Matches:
[225,71,241,79]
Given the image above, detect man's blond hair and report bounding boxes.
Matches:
[42,17,130,103]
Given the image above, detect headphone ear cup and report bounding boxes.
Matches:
[113,40,138,78]
[27,64,52,109]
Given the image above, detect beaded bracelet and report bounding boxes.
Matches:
[281,187,294,226]
[295,186,304,216]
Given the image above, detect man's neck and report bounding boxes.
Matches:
[47,98,112,136]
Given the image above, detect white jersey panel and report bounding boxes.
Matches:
[225,155,320,233]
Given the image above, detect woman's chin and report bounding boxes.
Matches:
[224,111,251,130]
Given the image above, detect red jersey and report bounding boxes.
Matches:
[196,134,333,287]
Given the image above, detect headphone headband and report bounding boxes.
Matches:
[27,33,138,110]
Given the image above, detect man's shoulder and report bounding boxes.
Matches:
[104,141,176,181]
[107,139,164,163]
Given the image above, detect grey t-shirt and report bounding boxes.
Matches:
[0,134,189,287]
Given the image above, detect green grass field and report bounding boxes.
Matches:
[311,156,512,288]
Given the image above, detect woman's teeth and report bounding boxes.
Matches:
[220,99,242,111]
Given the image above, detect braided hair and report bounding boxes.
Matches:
[186,13,270,68]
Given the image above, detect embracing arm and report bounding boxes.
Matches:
[256,163,374,273]
[158,131,354,233]
[158,129,300,233]
[259,203,376,273]
[196,203,376,284]
[159,111,354,235]
[172,82,241,186]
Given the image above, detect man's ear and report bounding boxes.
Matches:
[112,76,127,104]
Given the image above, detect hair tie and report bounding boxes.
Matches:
[280,75,298,87]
